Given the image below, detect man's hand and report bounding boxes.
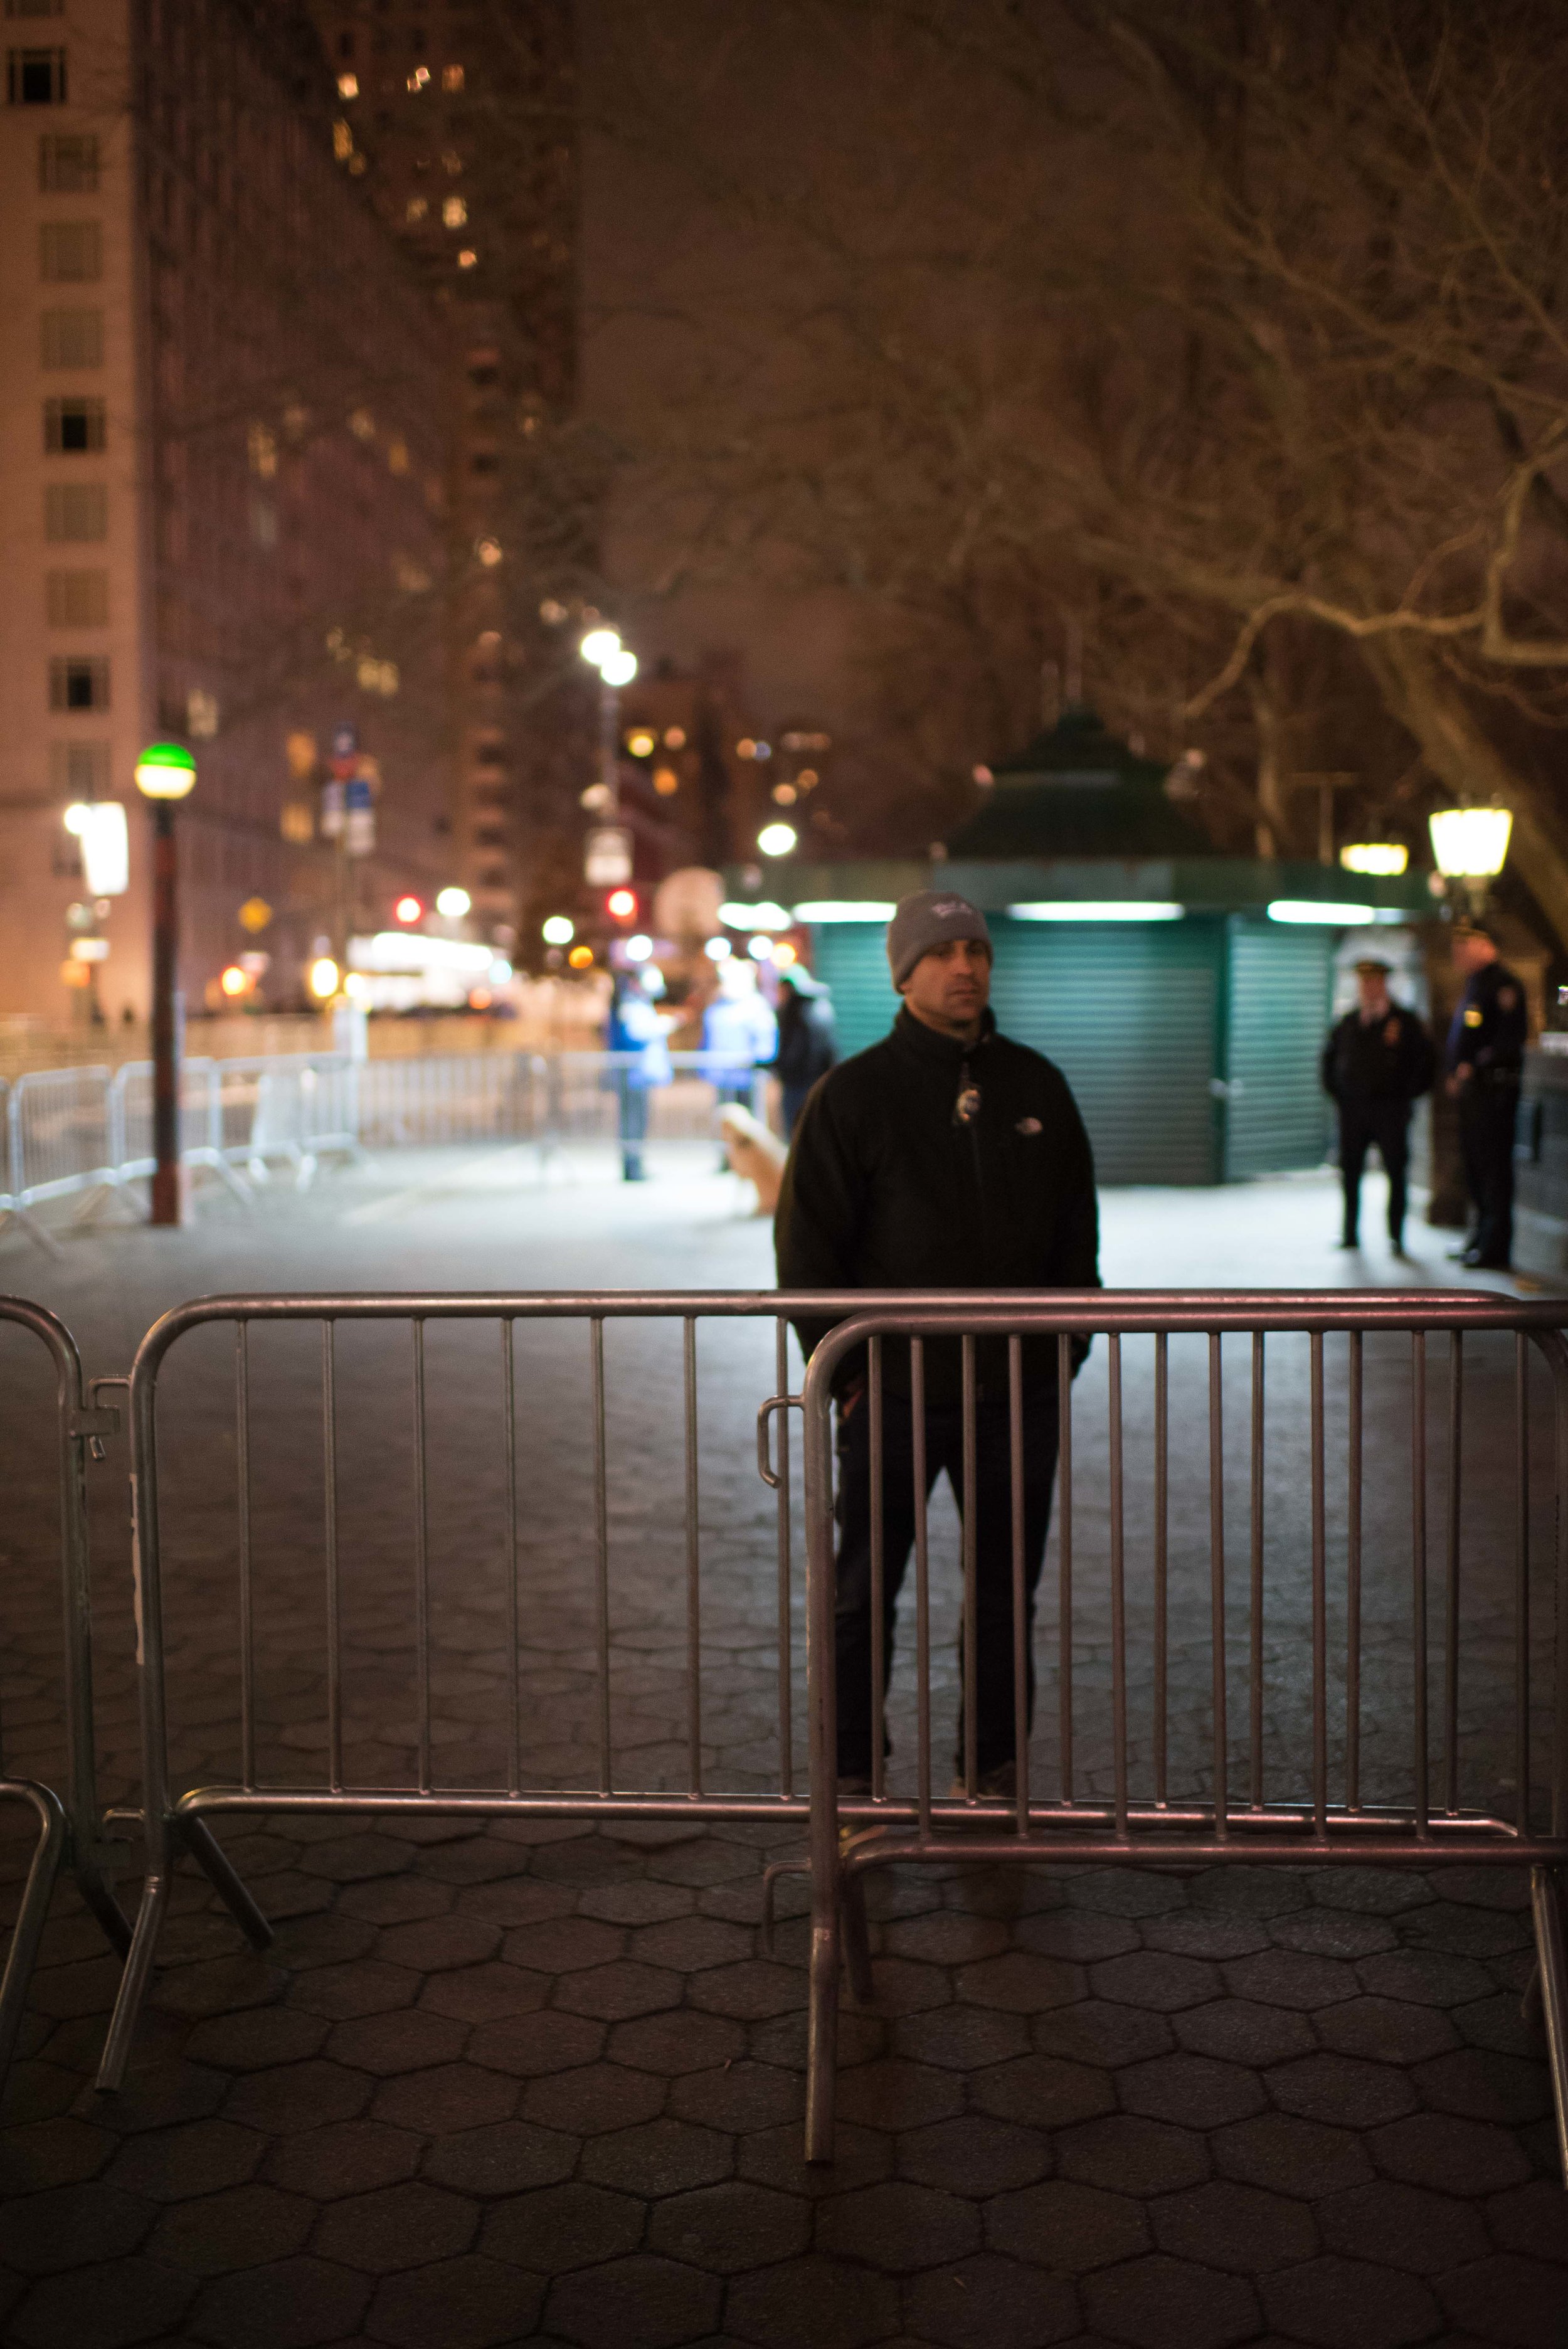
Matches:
[1446,1064,1472,1098]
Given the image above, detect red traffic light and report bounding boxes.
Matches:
[606,888,637,920]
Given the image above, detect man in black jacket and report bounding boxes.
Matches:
[775,889,1099,1796]
[1445,920,1528,1270]
[1321,957,1435,1256]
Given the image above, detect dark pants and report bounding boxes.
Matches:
[834,1391,1060,1778]
[782,1082,812,1137]
[617,1079,649,1179]
[1458,1084,1518,1266]
[1337,1102,1411,1246]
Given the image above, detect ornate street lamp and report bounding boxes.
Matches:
[1429,805,1513,921]
[134,741,196,1225]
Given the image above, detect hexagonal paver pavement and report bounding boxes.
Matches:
[3,1824,1565,2348]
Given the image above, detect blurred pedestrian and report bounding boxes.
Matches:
[775,889,1099,1799]
[605,967,670,1182]
[1321,956,1434,1257]
[702,961,776,1169]
[1446,920,1527,1270]
[771,965,838,1136]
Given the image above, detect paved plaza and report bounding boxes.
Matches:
[0,1150,1564,2348]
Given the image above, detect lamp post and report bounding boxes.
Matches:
[134,741,196,1225]
[579,629,638,896]
[1428,805,1513,921]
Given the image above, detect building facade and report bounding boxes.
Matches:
[0,0,452,1028]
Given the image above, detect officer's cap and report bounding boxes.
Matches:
[1452,918,1497,944]
[1352,957,1392,976]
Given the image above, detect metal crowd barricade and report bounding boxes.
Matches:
[0,1296,132,2087]
[97,1288,852,2089]
[797,1292,1568,2170]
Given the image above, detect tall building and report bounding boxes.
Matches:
[0,0,451,1027]
[309,0,586,948]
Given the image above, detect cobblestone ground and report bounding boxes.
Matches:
[0,1152,1564,2346]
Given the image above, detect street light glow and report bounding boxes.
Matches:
[607,888,637,919]
[542,915,575,945]
[1267,900,1377,925]
[718,901,792,930]
[309,956,341,998]
[748,935,775,961]
[1429,807,1513,879]
[792,901,897,922]
[580,628,621,667]
[1340,842,1409,878]
[1007,901,1184,922]
[395,896,423,923]
[436,886,472,918]
[625,933,654,961]
[704,936,733,962]
[63,803,92,835]
[600,647,638,686]
[757,822,797,856]
[220,965,249,997]
[134,741,197,799]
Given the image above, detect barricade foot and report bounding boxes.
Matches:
[95,1864,169,2091]
[0,1207,64,1259]
[180,1816,272,1951]
[0,1781,66,2092]
[1529,1865,1568,2187]
[73,1853,132,1959]
[842,1862,874,2007]
[803,1880,840,2163]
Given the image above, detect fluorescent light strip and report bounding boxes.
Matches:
[1007,901,1184,922]
[792,900,898,922]
[1267,900,1376,925]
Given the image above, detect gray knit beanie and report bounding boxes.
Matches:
[886,891,992,990]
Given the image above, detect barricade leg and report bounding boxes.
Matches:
[73,1850,132,1958]
[95,1860,170,2091]
[0,1779,66,2090]
[180,1815,272,1951]
[803,1850,840,2163]
[1530,1867,1568,2186]
[840,1842,874,2006]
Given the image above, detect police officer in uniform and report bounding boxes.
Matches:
[1446,920,1527,1270]
[1322,957,1434,1256]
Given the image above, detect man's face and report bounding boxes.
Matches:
[900,936,992,1032]
[1453,933,1496,978]
[1356,968,1389,1014]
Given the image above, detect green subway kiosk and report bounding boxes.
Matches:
[736,711,1432,1185]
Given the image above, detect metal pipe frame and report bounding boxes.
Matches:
[0,1297,134,2091]
[799,1296,1568,2168]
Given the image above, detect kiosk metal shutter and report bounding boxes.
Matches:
[988,918,1222,1184]
[807,925,900,1057]
[1224,918,1334,1177]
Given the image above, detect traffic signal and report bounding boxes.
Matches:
[606,886,637,921]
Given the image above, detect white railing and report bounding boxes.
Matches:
[0,1050,768,1245]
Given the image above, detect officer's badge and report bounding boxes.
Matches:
[1464,1007,1483,1026]
[1383,1020,1399,1044]
[1016,1116,1042,1135]
[954,1084,982,1125]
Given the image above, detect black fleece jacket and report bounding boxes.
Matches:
[774,1005,1099,1401]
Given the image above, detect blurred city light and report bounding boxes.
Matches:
[568,943,595,968]
[704,936,733,962]
[719,899,792,930]
[600,647,638,687]
[1007,901,1184,921]
[1429,806,1513,878]
[625,934,654,961]
[773,941,798,967]
[626,729,657,757]
[66,801,129,895]
[792,901,897,921]
[542,915,575,945]
[309,956,340,997]
[1267,900,1377,925]
[395,896,423,923]
[757,822,797,856]
[748,935,774,961]
[580,628,621,667]
[63,803,90,835]
[220,965,249,997]
[1340,842,1409,878]
[436,886,471,917]
[134,741,197,798]
[607,887,637,919]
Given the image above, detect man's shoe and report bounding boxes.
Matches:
[1471,1257,1513,1273]
[1447,1244,1476,1262]
[948,1760,1017,1800]
[839,1774,873,1800]
[1336,1235,1360,1249]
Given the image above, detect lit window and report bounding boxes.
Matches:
[387,437,409,475]
[39,220,100,281]
[45,484,105,540]
[50,741,109,798]
[443,193,465,226]
[187,688,219,737]
[43,395,105,452]
[442,62,464,90]
[337,72,358,97]
[45,570,107,625]
[408,63,430,89]
[475,536,502,565]
[247,421,277,478]
[7,46,66,103]
[457,248,477,268]
[41,307,101,366]
[405,194,428,221]
[349,408,375,440]
[442,150,462,174]
[49,655,109,711]
[38,131,95,190]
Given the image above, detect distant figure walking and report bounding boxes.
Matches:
[702,962,777,1168]
[605,968,670,1182]
[1322,955,1434,1257]
[1446,920,1527,1271]
[771,965,838,1136]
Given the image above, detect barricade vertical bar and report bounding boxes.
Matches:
[1412,1332,1430,1838]
[802,1327,840,2162]
[1517,1334,1531,1836]
[961,1333,978,1799]
[1009,1335,1028,1833]
[1347,1330,1364,1813]
[913,1337,931,1839]
[1446,1333,1463,1816]
[869,1336,885,1803]
[502,1319,521,1796]
[322,1323,342,1796]
[1310,1331,1327,1839]
[412,1319,431,1794]
[591,1317,613,1796]
[1057,1332,1073,1806]
[1153,1330,1168,1809]
[1209,1332,1228,1837]
[1109,1332,1128,1837]
[1249,1333,1264,1811]
[775,1318,793,1800]
[684,1317,702,1798]
[235,1323,255,1791]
